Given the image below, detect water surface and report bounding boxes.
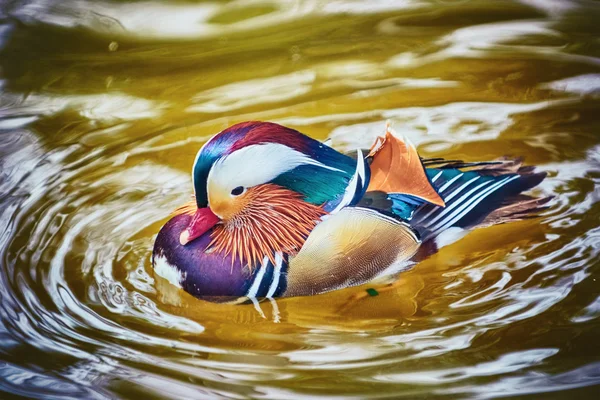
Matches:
[1,0,600,398]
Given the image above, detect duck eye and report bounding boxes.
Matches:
[231,186,245,196]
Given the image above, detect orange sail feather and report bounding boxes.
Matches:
[367,122,445,207]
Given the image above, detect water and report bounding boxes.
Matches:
[1,0,600,398]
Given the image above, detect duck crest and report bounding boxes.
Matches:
[193,121,356,208]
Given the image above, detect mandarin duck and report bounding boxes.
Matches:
[152,121,549,302]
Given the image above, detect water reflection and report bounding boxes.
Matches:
[1,0,600,398]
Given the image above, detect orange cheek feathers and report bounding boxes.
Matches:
[209,190,251,221]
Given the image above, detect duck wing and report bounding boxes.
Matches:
[284,207,420,297]
[367,123,445,207]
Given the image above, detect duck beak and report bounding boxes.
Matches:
[179,207,220,246]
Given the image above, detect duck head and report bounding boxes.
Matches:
[175,121,365,268]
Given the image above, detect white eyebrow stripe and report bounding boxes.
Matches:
[207,143,344,199]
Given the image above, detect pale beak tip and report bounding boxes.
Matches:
[179,230,190,246]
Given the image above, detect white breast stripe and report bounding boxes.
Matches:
[246,256,269,298]
[431,170,444,183]
[431,175,519,234]
[424,177,486,227]
[266,252,283,298]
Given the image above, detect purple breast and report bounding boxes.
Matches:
[152,214,255,299]
[152,214,288,301]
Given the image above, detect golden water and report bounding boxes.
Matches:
[1,0,600,398]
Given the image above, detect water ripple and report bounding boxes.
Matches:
[1,0,600,398]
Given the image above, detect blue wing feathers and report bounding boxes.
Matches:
[353,156,546,239]
[412,166,547,240]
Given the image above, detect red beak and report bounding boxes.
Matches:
[179,207,220,246]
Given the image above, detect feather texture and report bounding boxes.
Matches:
[478,194,552,227]
[286,207,420,297]
[209,183,326,268]
[412,159,548,239]
[155,121,550,301]
[367,123,445,207]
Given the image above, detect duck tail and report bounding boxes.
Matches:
[477,193,552,227]
[411,158,551,242]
